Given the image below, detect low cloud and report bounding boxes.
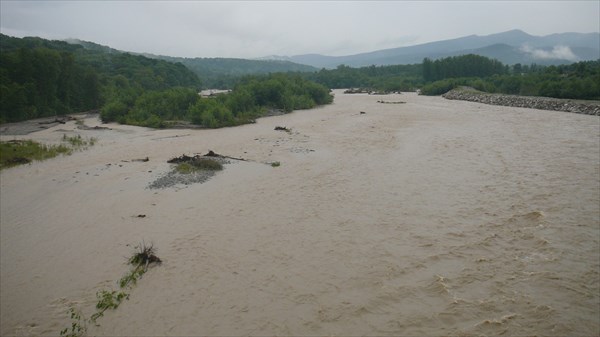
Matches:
[520,44,578,61]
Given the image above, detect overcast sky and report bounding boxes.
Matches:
[1,1,598,58]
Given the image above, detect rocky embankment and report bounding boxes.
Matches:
[443,88,600,116]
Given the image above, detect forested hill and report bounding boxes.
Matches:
[156,56,317,89]
[64,39,318,89]
[0,34,200,123]
[0,34,332,129]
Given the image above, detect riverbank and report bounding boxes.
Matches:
[442,87,600,115]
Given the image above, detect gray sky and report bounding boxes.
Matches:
[1,1,598,58]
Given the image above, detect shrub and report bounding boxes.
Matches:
[0,140,72,169]
[175,158,223,173]
[100,100,128,122]
[419,79,459,95]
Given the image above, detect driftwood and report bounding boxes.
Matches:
[168,151,246,163]
[204,150,247,161]
[121,157,149,163]
[151,134,191,141]
[274,126,291,132]
[167,154,199,164]
[78,125,112,130]
[6,157,31,165]
[38,116,75,125]
[344,88,371,94]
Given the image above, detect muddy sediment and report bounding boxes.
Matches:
[1,91,598,336]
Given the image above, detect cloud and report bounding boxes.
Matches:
[520,44,579,61]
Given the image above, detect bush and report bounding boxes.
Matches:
[100,100,128,122]
[1,140,70,169]
[175,158,223,173]
[419,79,460,95]
[103,74,333,129]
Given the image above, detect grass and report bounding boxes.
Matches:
[91,242,161,322]
[118,265,145,288]
[60,307,87,337]
[62,242,161,333]
[90,290,129,323]
[175,158,223,174]
[62,134,97,147]
[0,140,72,169]
[128,242,162,267]
[0,135,97,170]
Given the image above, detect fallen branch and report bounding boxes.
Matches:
[274,126,291,132]
[203,150,248,162]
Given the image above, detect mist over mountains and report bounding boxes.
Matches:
[61,29,599,72]
[261,30,600,68]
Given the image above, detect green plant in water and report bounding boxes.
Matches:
[90,290,129,323]
[129,242,162,267]
[62,134,97,148]
[120,242,162,288]
[119,264,145,288]
[60,242,162,333]
[60,307,87,337]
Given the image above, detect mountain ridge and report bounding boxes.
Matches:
[262,29,600,68]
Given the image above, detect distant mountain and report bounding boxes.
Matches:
[0,34,201,123]
[64,38,121,54]
[157,56,316,77]
[65,39,317,88]
[153,56,317,88]
[267,30,600,68]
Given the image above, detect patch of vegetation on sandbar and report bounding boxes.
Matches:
[0,140,71,169]
[100,73,334,129]
[149,154,230,189]
[175,158,223,174]
[0,135,97,170]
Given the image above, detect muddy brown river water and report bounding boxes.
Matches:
[1,91,598,335]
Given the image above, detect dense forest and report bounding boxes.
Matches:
[157,56,317,89]
[418,56,600,99]
[0,35,331,127]
[305,54,599,100]
[0,34,200,123]
[2,34,599,126]
[62,39,319,89]
[304,64,422,92]
[422,54,506,82]
[100,73,333,128]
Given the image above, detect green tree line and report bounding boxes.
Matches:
[0,34,200,123]
[298,54,598,100]
[158,56,317,89]
[3,34,598,126]
[303,64,423,92]
[419,56,600,99]
[100,73,333,128]
[422,54,506,82]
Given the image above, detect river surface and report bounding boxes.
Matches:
[1,91,599,335]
